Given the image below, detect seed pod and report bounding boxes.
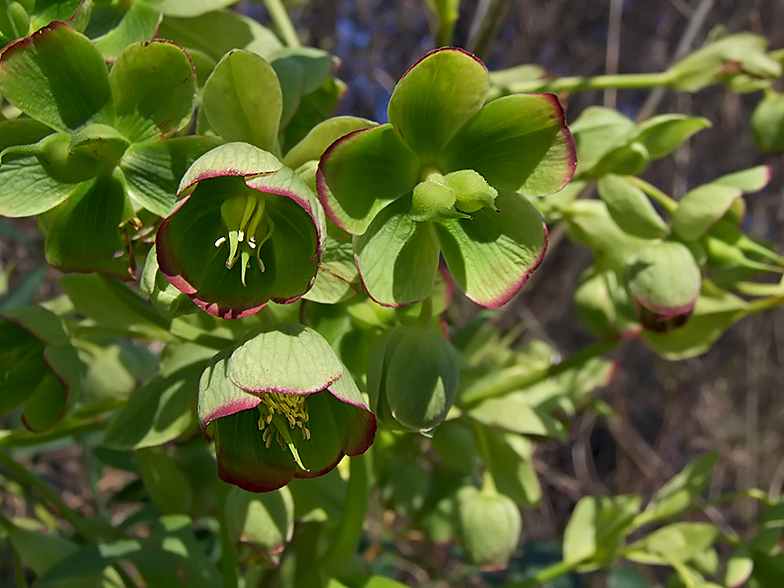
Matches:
[458,486,521,570]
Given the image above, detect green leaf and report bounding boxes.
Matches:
[570,106,635,174]
[156,10,282,62]
[103,362,203,448]
[202,50,282,154]
[713,165,771,193]
[29,0,88,31]
[0,154,87,217]
[634,114,711,159]
[302,218,359,304]
[153,0,238,17]
[430,418,478,474]
[225,485,294,565]
[438,94,575,195]
[110,40,196,142]
[669,32,781,92]
[282,115,374,170]
[597,175,669,239]
[0,117,53,152]
[563,497,597,564]
[725,547,754,588]
[354,197,441,307]
[137,447,194,515]
[317,123,421,235]
[468,393,566,439]
[0,22,113,132]
[485,428,541,507]
[388,47,488,161]
[90,0,161,61]
[435,191,547,308]
[672,183,742,240]
[228,323,344,396]
[43,173,133,280]
[631,522,718,564]
[751,91,784,154]
[60,273,172,339]
[639,452,718,523]
[120,135,224,216]
[564,200,652,273]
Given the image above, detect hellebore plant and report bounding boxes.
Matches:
[317,47,576,307]
[198,324,376,492]
[0,22,220,278]
[155,142,326,318]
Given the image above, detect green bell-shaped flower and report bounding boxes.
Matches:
[156,143,326,319]
[198,324,376,492]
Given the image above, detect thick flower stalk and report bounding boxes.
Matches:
[317,47,576,308]
[156,143,326,318]
[199,324,376,492]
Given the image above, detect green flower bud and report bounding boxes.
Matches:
[367,326,459,433]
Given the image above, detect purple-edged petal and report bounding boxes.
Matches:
[434,191,548,308]
[387,47,488,162]
[316,124,421,235]
[437,94,576,196]
[177,142,283,196]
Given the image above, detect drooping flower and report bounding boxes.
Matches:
[156,142,326,319]
[317,47,576,308]
[198,324,376,492]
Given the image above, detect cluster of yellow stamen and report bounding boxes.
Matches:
[257,393,311,470]
[214,194,275,286]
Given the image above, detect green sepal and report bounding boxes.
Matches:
[597,174,668,239]
[0,153,85,216]
[671,183,742,241]
[88,0,162,61]
[282,115,374,170]
[0,22,113,132]
[44,172,135,280]
[69,123,130,165]
[438,93,575,195]
[202,50,283,155]
[435,191,547,308]
[109,39,196,143]
[354,197,441,307]
[119,135,224,217]
[388,47,488,162]
[317,123,421,235]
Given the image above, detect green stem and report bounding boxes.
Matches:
[263,0,301,47]
[461,339,617,407]
[622,176,678,214]
[488,71,675,100]
[320,453,371,576]
[415,296,433,329]
[0,449,96,540]
[744,294,784,315]
[470,419,497,495]
[0,419,107,447]
[217,481,239,588]
[500,558,583,588]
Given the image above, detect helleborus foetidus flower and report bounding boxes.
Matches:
[0,22,219,279]
[367,325,459,433]
[156,142,325,318]
[457,485,521,570]
[317,47,576,308]
[624,241,701,332]
[198,324,376,492]
[0,305,81,433]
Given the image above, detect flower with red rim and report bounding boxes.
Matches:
[317,47,575,308]
[156,142,326,319]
